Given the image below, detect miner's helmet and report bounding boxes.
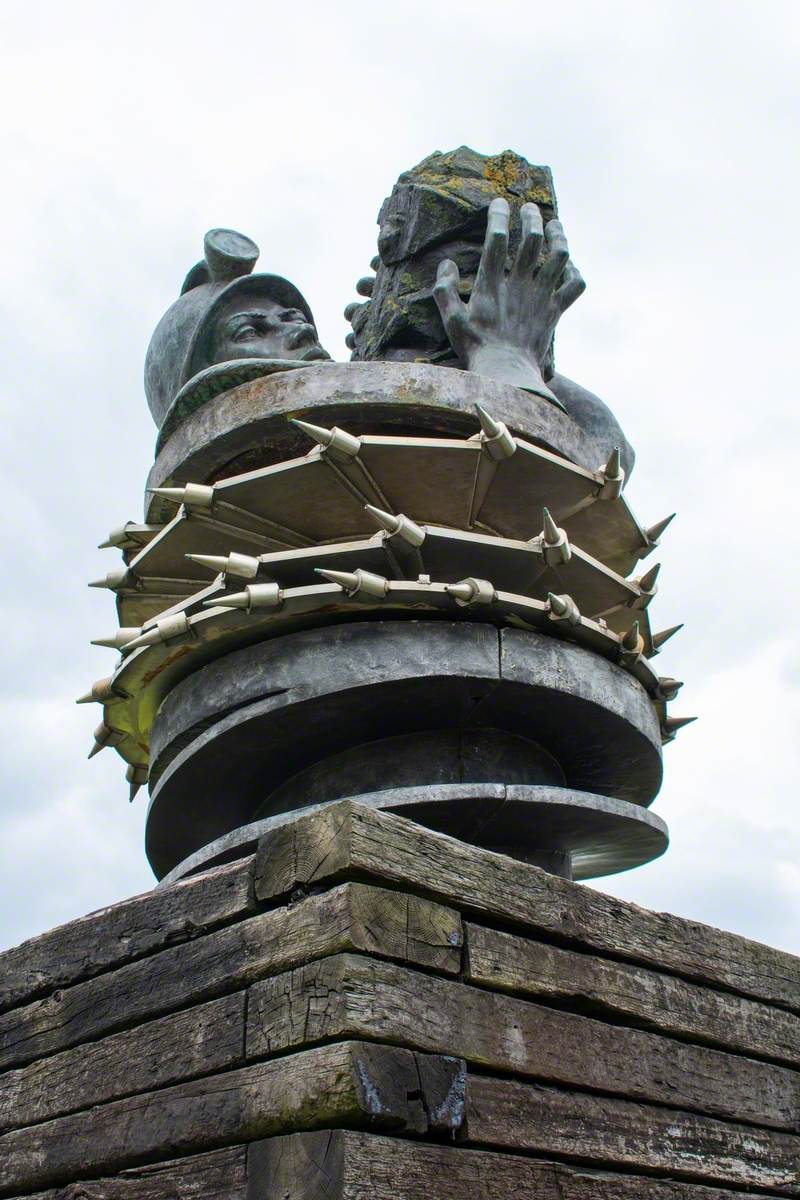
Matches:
[144,228,316,431]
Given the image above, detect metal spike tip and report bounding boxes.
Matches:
[622,621,641,651]
[542,507,560,544]
[122,627,166,651]
[129,782,143,803]
[76,676,115,705]
[652,623,684,650]
[547,592,569,617]
[605,447,622,479]
[475,404,502,439]
[659,677,684,700]
[646,513,676,544]
[185,554,229,574]
[663,715,697,734]
[315,568,360,592]
[209,591,249,609]
[290,418,333,448]
[446,582,475,602]
[90,628,141,650]
[88,566,132,591]
[147,487,187,503]
[364,504,401,535]
[87,742,105,760]
[638,562,661,592]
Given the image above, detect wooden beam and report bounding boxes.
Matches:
[465,1075,800,1194]
[246,1130,777,1200]
[0,856,255,1016]
[0,993,245,1134]
[245,954,800,1132]
[254,802,800,1011]
[0,1042,466,1196]
[8,1146,246,1200]
[0,883,461,1071]
[465,921,800,1066]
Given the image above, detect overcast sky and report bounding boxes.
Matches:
[1,0,798,955]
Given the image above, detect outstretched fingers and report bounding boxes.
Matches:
[434,259,471,348]
[538,219,570,286]
[555,261,586,312]
[510,202,544,285]
[473,197,510,302]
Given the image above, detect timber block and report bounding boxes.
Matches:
[1,802,799,1199]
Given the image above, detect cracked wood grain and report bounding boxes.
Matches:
[7,1146,246,1200]
[0,857,255,1016]
[246,1130,781,1200]
[0,1042,464,1196]
[465,1075,800,1194]
[254,802,800,1011]
[0,994,245,1134]
[464,921,800,1067]
[0,883,460,1072]
[245,954,800,1132]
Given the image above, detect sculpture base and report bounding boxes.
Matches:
[145,621,663,881]
[158,783,668,886]
[1,802,796,1199]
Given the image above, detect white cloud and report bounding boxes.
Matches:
[1,0,798,953]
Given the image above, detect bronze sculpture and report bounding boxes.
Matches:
[81,147,691,884]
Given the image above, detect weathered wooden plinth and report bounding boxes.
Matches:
[1,801,799,1198]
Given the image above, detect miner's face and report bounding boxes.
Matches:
[210,300,329,364]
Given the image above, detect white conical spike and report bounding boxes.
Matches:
[658,677,684,701]
[446,581,475,603]
[364,505,425,548]
[645,513,676,545]
[123,612,191,652]
[661,715,697,743]
[125,764,148,803]
[148,482,214,509]
[476,404,502,439]
[629,562,661,610]
[206,582,282,612]
[598,446,625,499]
[547,592,580,626]
[98,524,131,550]
[185,554,229,574]
[88,565,136,591]
[621,621,641,652]
[652,623,683,652]
[148,487,188,504]
[88,722,123,760]
[542,507,560,545]
[186,551,260,579]
[76,676,115,705]
[446,577,496,606]
[207,589,248,609]
[291,418,360,460]
[540,507,571,565]
[120,626,163,650]
[91,628,141,650]
[618,620,644,666]
[316,568,360,592]
[315,567,388,598]
[638,562,661,593]
[474,404,516,460]
[605,447,622,479]
[365,504,401,535]
[291,418,334,448]
[98,522,138,550]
